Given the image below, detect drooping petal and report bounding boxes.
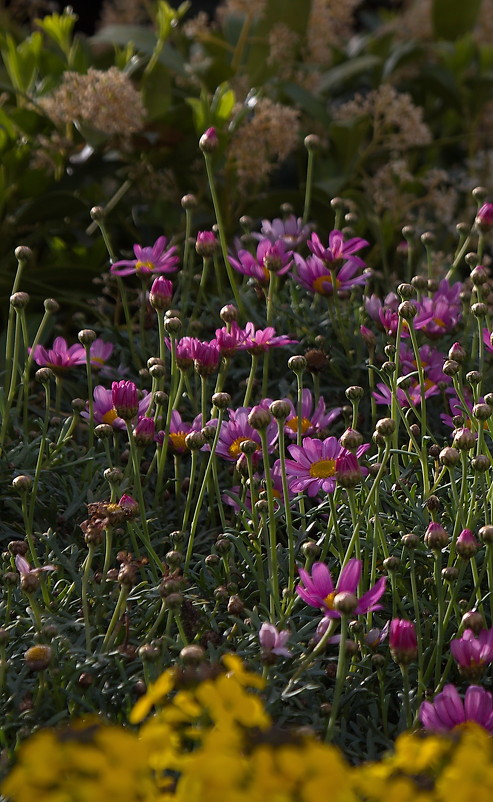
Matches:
[337,559,362,594]
[355,575,387,614]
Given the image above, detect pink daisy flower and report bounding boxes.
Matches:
[89,339,113,369]
[307,229,368,268]
[282,436,368,497]
[450,628,493,679]
[213,406,278,463]
[158,411,202,454]
[212,323,249,357]
[230,238,293,284]
[282,389,342,438]
[259,623,291,657]
[293,253,369,297]
[420,684,493,733]
[296,558,386,619]
[255,214,310,248]
[30,336,85,372]
[244,322,298,355]
[82,385,151,429]
[110,236,179,277]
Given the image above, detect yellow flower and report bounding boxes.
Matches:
[129,667,175,724]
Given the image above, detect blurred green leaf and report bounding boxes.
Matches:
[432,0,482,40]
[34,9,77,59]
[211,82,235,123]
[143,62,171,120]
[0,31,42,93]
[317,55,382,93]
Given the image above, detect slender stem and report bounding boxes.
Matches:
[326,615,348,741]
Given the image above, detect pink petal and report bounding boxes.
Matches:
[337,559,362,594]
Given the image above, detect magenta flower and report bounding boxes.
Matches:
[365,292,405,337]
[335,451,366,488]
[230,238,293,283]
[110,236,179,277]
[195,230,218,257]
[293,253,369,297]
[296,559,386,619]
[112,380,139,420]
[255,214,310,247]
[259,623,291,657]
[15,554,57,578]
[282,436,368,497]
[89,339,113,369]
[244,322,298,355]
[389,619,418,664]
[307,229,368,268]
[149,276,173,310]
[413,280,462,339]
[191,339,221,375]
[30,336,85,372]
[85,385,151,429]
[212,323,249,357]
[420,684,493,733]
[283,389,342,439]
[133,416,155,446]
[162,411,202,454]
[476,203,493,230]
[168,336,196,371]
[450,628,493,680]
[118,494,138,513]
[213,406,278,463]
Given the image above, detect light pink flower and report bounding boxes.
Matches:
[259,623,291,657]
[420,684,493,733]
[296,559,386,619]
[110,236,179,277]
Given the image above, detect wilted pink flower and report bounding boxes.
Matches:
[450,628,493,680]
[112,380,139,420]
[30,336,85,372]
[118,494,138,513]
[15,554,57,578]
[110,236,179,277]
[389,619,418,664]
[259,623,291,657]
[420,684,493,733]
[296,559,386,619]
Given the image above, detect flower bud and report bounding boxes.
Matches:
[199,127,218,153]
[149,277,173,310]
[195,231,218,257]
[44,298,59,313]
[442,359,460,377]
[461,610,485,634]
[227,595,244,616]
[220,304,238,323]
[12,475,32,493]
[25,644,52,671]
[35,367,54,384]
[78,329,96,346]
[333,591,358,615]
[471,302,488,318]
[439,446,460,467]
[424,522,448,550]
[455,529,479,560]
[442,566,459,582]
[401,533,419,549]
[288,355,307,374]
[375,418,396,437]
[397,283,415,300]
[181,193,197,209]
[304,348,329,373]
[475,202,493,231]
[471,455,490,472]
[466,370,482,386]
[398,301,417,320]
[470,265,489,286]
[247,406,272,430]
[10,291,29,309]
[473,403,491,421]
[112,380,138,420]
[269,399,291,420]
[339,428,364,451]
[479,525,493,544]
[212,392,231,410]
[448,342,467,363]
[180,644,205,665]
[184,431,205,450]
[345,386,364,401]
[389,619,417,665]
[452,428,475,451]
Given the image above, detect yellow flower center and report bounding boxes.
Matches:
[286,416,311,434]
[309,458,336,478]
[102,408,118,425]
[312,275,339,295]
[228,436,258,459]
[323,591,337,609]
[170,432,188,452]
[135,260,154,273]
[91,356,105,365]
[432,317,447,328]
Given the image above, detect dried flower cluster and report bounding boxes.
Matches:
[39,67,146,136]
[333,84,432,151]
[305,0,362,65]
[98,0,150,27]
[227,98,300,190]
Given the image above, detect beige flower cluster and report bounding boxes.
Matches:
[306,0,362,65]
[39,67,146,136]
[227,98,300,190]
[216,0,266,24]
[334,84,432,150]
[98,0,150,27]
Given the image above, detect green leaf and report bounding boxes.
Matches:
[211,82,235,123]
[316,55,382,93]
[142,62,171,120]
[0,32,42,93]
[34,9,77,58]
[432,0,482,40]
[185,96,207,135]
